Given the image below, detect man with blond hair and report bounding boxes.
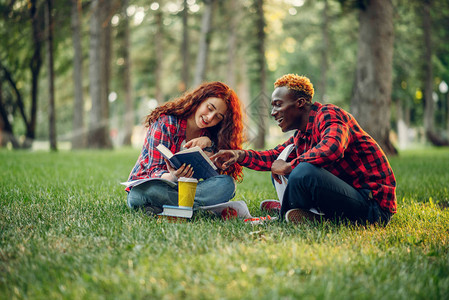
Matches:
[211,74,396,225]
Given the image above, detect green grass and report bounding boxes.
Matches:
[1,148,449,299]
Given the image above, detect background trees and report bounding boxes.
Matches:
[347,0,396,155]
[1,0,449,152]
[70,0,85,149]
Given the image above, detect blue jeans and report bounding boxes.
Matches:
[280,163,392,225]
[127,175,236,210]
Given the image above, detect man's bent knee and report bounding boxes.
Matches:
[289,163,321,185]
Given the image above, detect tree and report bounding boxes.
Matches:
[0,78,20,148]
[251,0,268,149]
[180,0,190,92]
[88,0,112,148]
[348,0,397,155]
[27,0,44,149]
[45,0,57,151]
[0,63,21,148]
[154,5,164,103]
[119,0,134,146]
[100,0,113,148]
[0,1,45,149]
[193,0,215,86]
[71,0,85,149]
[226,0,238,88]
[421,0,449,146]
[319,0,330,103]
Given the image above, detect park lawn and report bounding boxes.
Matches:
[1,148,448,299]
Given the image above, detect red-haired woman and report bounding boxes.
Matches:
[126,81,244,215]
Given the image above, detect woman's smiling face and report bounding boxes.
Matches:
[194,97,227,129]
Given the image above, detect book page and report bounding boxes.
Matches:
[274,144,294,205]
[121,177,177,188]
[156,144,174,159]
[200,201,252,219]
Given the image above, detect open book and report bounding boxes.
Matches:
[156,144,219,180]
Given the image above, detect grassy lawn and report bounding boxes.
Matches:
[1,148,449,299]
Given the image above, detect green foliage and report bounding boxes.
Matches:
[1,148,449,299]
[271,0,359,108]
[2,0,449,145]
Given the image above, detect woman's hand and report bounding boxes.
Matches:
[184,136,212,149]
[162,158,194,181]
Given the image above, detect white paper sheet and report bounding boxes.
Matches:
[274,144,324,216]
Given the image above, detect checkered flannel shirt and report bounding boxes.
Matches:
[241,102,397,214]
[126,115,208,191]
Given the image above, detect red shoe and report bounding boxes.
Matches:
[285,208,319,224]
[260,200,281,214]
[221,207,238,220]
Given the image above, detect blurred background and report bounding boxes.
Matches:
[1,0,448,155]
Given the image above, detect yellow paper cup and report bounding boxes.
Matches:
[178,177,198,208]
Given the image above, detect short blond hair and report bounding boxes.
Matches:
[274,74,314,101]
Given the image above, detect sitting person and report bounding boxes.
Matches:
[126,81,244,216]
[211,74,396,225]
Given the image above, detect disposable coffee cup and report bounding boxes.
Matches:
[178,177,198,208]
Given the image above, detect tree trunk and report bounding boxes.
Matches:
[88,0,112,148]
[0,63,26,149]
[421,0,448,146]
[0,81,20,148]
[422,0,435,139]
[71,0,85,149]
[0,81,4,147]
[396,99,407,149]
[27,0,43,149]
[0,105,4,147]
[253,0,267,149]
[447,92,449,137]
[45,0,57,151]
[181,0,190,92]
[226,0,238,88]
[88,0,103,148]
[193,0,215,87]
[155,8,164,103]
[350,0,397,155]
[100,0,112,148]
[121,0,133,146]
[319,0,329,103]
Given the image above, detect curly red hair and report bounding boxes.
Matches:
[145,82,245,181]
[274,74,314,102]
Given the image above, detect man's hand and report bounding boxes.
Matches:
[210,150,244,170]
[271,159,292,184]
[184,136,212,149]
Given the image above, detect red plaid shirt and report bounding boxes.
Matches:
[241,102,397,214]
[126,114,208,191]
